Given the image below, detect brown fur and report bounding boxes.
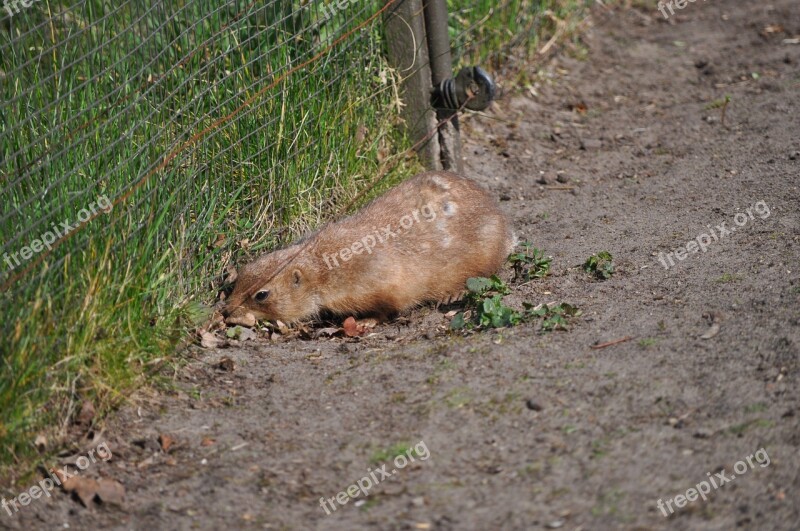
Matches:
[223,171,514,323]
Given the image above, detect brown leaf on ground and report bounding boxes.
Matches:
[343,316,376,337]
[226,312,256,328]
[201,437,215,447]
[200,331,222,349]
[158,434,176,452]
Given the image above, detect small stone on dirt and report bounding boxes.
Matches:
[693,429,713,439]
[526,400,543,411]
[579,138,602,150]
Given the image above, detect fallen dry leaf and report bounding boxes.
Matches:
[343,316,365,337]
[201,437,215,447]
[158,434,175,453]
[315,327,343,338]
[226,312,256,328]
[200,331,222,349]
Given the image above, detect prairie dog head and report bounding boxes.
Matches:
[224,247,318,323]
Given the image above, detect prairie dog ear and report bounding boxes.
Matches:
[292,269,302,286]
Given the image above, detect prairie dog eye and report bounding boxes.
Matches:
[254,290,270,302]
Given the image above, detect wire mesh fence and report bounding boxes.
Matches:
[0,0,571,463]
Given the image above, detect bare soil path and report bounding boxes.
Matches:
[4,1,799,529]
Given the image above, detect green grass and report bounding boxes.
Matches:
[0,0,589,478]
[369,442,418,465]
[0,0,416,476]
[449,0,591,69]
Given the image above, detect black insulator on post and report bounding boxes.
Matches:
[433,66,496,112]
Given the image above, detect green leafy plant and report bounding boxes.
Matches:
[584,251,614,280]
[450,276,579,332]
[523,302,581,331]
[507,242,552,281]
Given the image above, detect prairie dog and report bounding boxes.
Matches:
[223,171,514,323]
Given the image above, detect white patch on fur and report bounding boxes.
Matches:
[432,176,451,190]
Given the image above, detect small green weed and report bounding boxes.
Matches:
[370,443,415,464]
[638,338,657,348]
[584,251,614,279]
[507,242,552,281]
[705,95,732,110]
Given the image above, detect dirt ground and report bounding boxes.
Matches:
[3,0,799,529]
